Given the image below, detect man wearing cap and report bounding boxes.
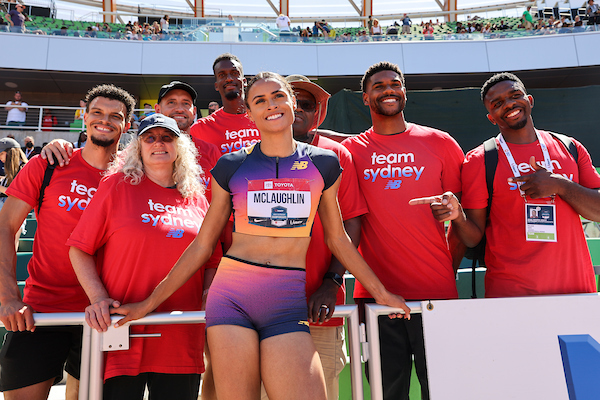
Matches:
[4,4,29,34]
[154,81,220,202]
[0,84,135,400]
[5,92,28,127]
[190,53,259,155]
[285,75,368,400]
[207,101,219,115]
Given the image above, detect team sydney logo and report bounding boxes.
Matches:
[363,152,424,184]
[140,199,202,234]
[57,180,97,211]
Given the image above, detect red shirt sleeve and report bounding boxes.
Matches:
[441,136,465,194]
[336,144,368,221]
[6,155,47,209]
[573,139,600,189]
[461,145,488,210]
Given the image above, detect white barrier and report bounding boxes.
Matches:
[88,305,364,400]
[0,313,91,400]
[364,302,423,400]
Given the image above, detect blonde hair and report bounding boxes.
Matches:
[2,148,27,185]
[106,133,204,199]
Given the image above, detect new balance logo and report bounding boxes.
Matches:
[384,180,402,189]
[166,229,184,238]
[291,161,308,170]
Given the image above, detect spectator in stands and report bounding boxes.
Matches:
[92,22,100,31]
[386,21,399,35]
[401,13,412,34]
[5,91,28,126]
[367,15,373,32]
[418,72,600,301]
[208,101,219,114]
[342,61,464,400]
[41,109,57,131]
[276,13,291,34]
[5,3,29,33]
[23,136,38,159]
[496,20,509,30]
[75,99,86,121]
[423,22,434,38]
[370,18,382,36]
[282,74,367,400]
[312,21,320,37]
[73,130,87,149]
[358,29,369,41]
[521,6,533,31]
[0,137,27,250]
[160,14,169,32]
[0,83,135,400]
[152,21,161,34]
[143,103,155,118]
[587,0,600,25]
[103,22,111,33]
[68,113,219,400]
[319,19,331,35]
[574,15,584,27]
[482,23,492,33]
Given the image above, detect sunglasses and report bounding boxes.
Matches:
[296,100,316,112]
[141,133,176,144]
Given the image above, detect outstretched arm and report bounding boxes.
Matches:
[318,177,411,318]
[511,156,600,221]
[409,192,486,248]
[114,183,231,327]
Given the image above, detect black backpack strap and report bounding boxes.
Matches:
[483,137,498,212]
[547,132,578,164]
[469,137,498,298]
[38,155,57,213]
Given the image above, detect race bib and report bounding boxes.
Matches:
[247,178,311,228]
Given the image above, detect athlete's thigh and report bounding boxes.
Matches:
[207,325,260,400]
[260,331,326,400]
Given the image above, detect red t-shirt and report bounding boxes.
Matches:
[307,135,368,326]
[192,136,220,203]
[461,131,600,297]
[6,150,101,312]
[42,115,57,131]
[342,124,464,300]
[190,108,260,155]
[67,173,221,379]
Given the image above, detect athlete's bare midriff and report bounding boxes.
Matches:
[227,232,311,269]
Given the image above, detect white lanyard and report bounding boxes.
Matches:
[497,130,553,197]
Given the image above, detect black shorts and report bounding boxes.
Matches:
[103,373,201,400]
[0,326,83,392]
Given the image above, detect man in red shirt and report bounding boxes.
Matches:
[283,75,368,400]
[190,53,259,155]
[415,72,600,298]
[41,109,57,132]
[342,62,464,400]
[0,84,135,400]
[154,81,220,202]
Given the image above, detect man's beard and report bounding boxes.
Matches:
[371,100,402,116]
[90,135,116,148]
[224,90,240,101]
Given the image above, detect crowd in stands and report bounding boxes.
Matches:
[3,5,600,43]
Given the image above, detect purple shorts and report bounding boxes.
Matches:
[205,255,310,341]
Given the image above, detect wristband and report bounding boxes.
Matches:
[323,272,343,287]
